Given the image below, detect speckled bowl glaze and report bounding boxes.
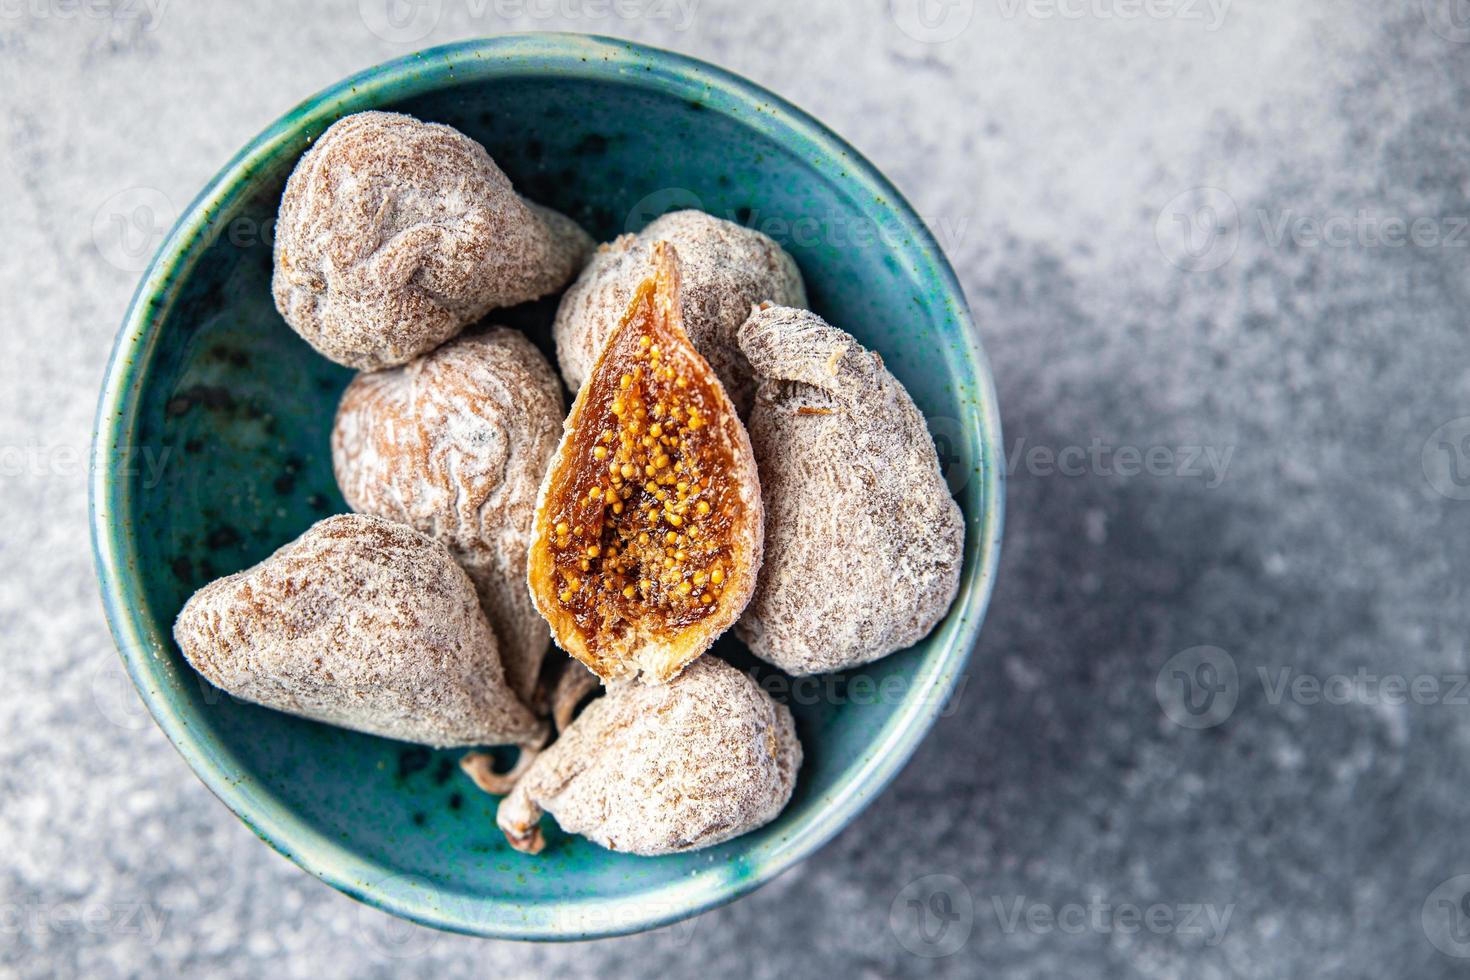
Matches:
[90,34,1004,940]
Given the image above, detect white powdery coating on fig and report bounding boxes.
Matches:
[272,110,593,370]
[331,327,564,704]
[552,210,807,414]
[734,306,965,675]
[172,513,545,749]
[497,657,801,856]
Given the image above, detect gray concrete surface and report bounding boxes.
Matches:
[4,1,1470,976]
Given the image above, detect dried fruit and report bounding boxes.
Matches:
[553,210,807,415]
[547,659,602,733]
[459,746,540,797]
[457,656,602,796]
[331,326,563,703]
[734,306,965,675]
[272,111,593,370]
[173,514,546,748]
[528,242,763,683]
[496,657,801,855]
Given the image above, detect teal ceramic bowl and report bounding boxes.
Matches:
[90,33,1004,939]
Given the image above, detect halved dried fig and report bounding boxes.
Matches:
[527,242,763,683]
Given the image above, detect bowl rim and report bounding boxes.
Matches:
[89,32,1005,941]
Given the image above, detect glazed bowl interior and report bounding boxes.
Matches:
[91,33,1003,939]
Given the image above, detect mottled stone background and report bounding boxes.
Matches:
[4,1,1470,976]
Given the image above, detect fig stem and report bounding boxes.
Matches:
[460,746,539,796]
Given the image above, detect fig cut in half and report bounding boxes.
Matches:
[528,241,763,683]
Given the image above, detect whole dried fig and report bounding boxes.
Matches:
[172,513,545,749]
[734,306,965,675]
[331,326,563,703]
[553,210,806,415]
[528,242,764,683]
[496,657,801,856]
[273,111,593,370]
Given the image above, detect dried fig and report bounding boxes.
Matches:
[273,110,593,370]
[553,210,807,415]
[528,242,763,683]
[172,514,546,749]
[331,326,563,704]
[547,659,602,733]
[734,306,965,675]
[496,657,801,856]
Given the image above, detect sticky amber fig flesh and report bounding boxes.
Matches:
[528,242,763,683]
